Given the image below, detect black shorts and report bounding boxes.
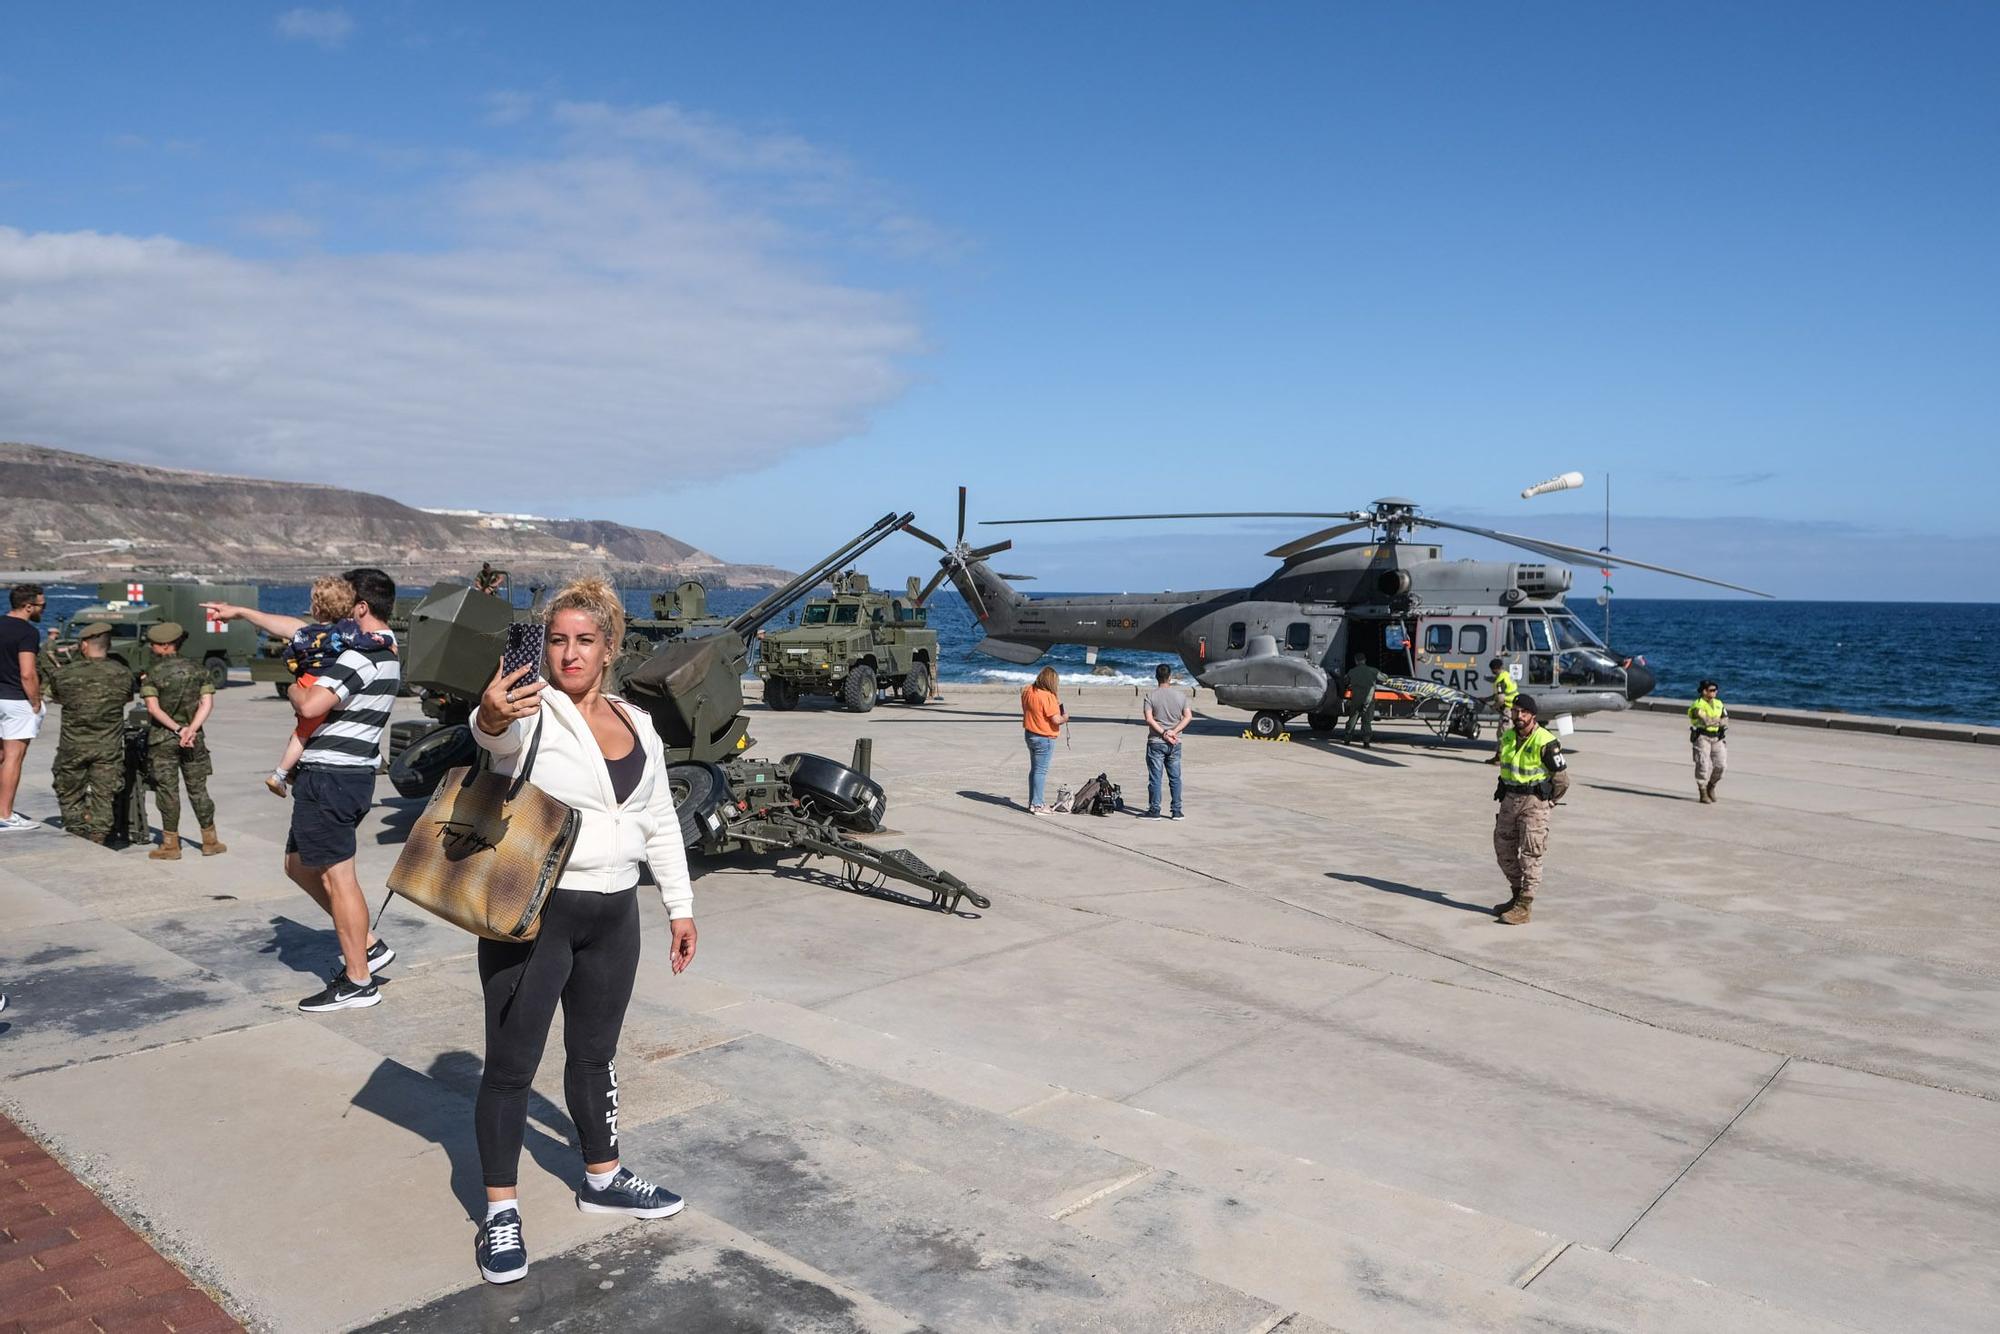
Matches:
[285,766,377,868]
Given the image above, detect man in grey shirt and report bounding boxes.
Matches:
[1143,663,1193,819]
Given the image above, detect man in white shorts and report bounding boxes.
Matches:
[0,585,49,830]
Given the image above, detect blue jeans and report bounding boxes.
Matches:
[1025,732,1054,807]
[1146,737,1183,816]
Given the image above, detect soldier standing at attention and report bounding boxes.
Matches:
[140,622,226,860]
[1492,694,1569,925]
[47,623,133,844]
[1688,678,1728,803]
[1341,654,1382,748]
[1483,657,1518,765]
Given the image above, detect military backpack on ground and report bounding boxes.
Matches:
[1069,772,1122,816]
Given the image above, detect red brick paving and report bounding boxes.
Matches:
[0,1113,239,1333]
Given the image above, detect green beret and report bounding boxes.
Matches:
[75,622,114,640]
[146,621,187,644]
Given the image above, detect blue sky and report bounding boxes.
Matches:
[3,2,1995,598]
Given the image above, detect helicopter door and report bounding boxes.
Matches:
[1505,615,1556,687]
[1416,619,1486,693]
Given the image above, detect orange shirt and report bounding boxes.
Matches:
[1021,685,1064,737]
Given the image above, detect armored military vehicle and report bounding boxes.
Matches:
[50,581,261,689]
[389,513,987,915]
[754,571,938,712]
[248,589,439,696]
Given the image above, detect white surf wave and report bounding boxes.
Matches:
[967,667,1171,689]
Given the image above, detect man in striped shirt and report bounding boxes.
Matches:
[205,568,401,1012]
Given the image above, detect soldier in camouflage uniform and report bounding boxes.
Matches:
[140,622,227,860]
[47,623,133,844]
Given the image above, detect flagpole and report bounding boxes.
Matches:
[1601,472,1612,645]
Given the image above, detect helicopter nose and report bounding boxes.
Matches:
[1624,662,1656,701]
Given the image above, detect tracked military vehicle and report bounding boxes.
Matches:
[754,571,938,712]
[390,513,988,915]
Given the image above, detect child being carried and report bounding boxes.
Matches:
[266,576,395,797]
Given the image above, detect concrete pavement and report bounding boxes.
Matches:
[2,680,1997,1330]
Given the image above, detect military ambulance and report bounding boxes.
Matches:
[55,581,262,689]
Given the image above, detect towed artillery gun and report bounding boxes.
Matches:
[391,513,989,915]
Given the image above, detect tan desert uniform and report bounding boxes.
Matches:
[1689,694,1728,802]
[1492,718,1569,924]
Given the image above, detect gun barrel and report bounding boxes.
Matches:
[725,511,915,641]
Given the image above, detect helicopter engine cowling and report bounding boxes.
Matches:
[1513,564,1572,599]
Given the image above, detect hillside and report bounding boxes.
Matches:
[0,442,793,587]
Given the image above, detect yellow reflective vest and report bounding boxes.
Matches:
[1688,696,1727,736]
[1492,668,1518,707]
[1498,725,1563,794]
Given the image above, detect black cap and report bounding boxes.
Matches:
[1698,679,1718,692]
[1513,693,1538,716]
[1488,658,1504,669]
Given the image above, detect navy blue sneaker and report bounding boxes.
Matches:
[476,1206,528,1284]
[576,1168,684,1219]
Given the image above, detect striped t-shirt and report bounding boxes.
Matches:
[299,633,401,770]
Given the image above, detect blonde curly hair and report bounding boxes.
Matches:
[309,575,358,623]
[543,577,627,688]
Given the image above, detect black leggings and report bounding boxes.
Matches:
[475,888,640,1188]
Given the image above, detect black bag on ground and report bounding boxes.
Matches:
[1069,772,1122,816]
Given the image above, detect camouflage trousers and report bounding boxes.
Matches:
[1692,735,1727,786]
[149,738,216,833]
[1493,793,1553,899]
[52,745,121,844]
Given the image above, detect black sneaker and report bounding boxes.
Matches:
[476,1207,528,1284]
[297,974,381,1013]
[326,939,395,982]
[576,1168,684,1219]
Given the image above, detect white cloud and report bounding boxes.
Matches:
[275,7,353,50]
[0,105,925,503]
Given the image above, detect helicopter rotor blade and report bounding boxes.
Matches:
[1415,518,1774,598]
[957,486,968,546]
[1265,520,1374,559]
[966,539,1014,561]
[993,573,1036,581]
[914,566,951,607]
[960,570,990,621]
[985,511,1369,526]
[902,520,950,551]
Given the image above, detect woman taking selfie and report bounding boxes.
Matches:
[1020,665,1066,812]
[468,578,697,1285]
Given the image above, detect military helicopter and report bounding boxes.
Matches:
[904,491,1769,739]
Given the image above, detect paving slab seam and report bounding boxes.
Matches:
[1116,974,1397,1103]
[1,1017,291,1084]
[1511,1239,1570,1288]
[1047,1164,1156,1221]
[1609,1055,1791,1254]
[1243,1311,1301,1334]
[806,916,1120,1008]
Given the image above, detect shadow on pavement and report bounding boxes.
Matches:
[1327,871,1495,915]
[1583,782,1688,802]
[258,915,347,980]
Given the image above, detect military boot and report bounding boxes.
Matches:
[1491,892,1522,915]
[200,827,228,857]
[1705,780,1720,803]
[1697,785,1712,803]
[1499,898,1533,925]
[149,832,182,861]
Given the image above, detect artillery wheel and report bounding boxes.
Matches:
[1307,712,1337,734]
[204,655,230,691]
[764,677,799,712]
[1250,710,1287,740]
[842,665,878,713]
[666,762,724,849]
[900,663,930,705]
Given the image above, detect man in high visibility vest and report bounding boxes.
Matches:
[1483,657,1518,765]
[1688,678,1728,803]
[1492,693,1569,925]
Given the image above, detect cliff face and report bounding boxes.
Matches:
[0,442,792,588]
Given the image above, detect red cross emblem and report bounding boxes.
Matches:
[126,582,145,602]
[205,617,224,635]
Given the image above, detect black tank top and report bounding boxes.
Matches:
[603,708,644,805]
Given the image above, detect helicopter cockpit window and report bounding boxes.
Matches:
[1285,622,1311,651]
[1550,616,1604,650]
[1423,624,1453,655]
[833,605,860,625]
[1458,625,1488,655]
[802,605,831,625]
[1227,622,1246,650]
[1506,617,1553,653]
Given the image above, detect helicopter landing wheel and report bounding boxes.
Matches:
[1307,712,1337,735]
[1250,710,1287,740]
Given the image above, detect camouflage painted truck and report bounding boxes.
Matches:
[44,580,261,690]
[754,572,938,712]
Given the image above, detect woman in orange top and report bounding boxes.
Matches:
[1020,665,1066,812]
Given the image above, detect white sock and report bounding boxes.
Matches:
[486,1198,518,1220]
[585,1167,620,1191]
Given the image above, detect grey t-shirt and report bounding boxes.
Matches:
[1145,685,1191,734]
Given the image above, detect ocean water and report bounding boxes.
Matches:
[34,585,2000,726]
